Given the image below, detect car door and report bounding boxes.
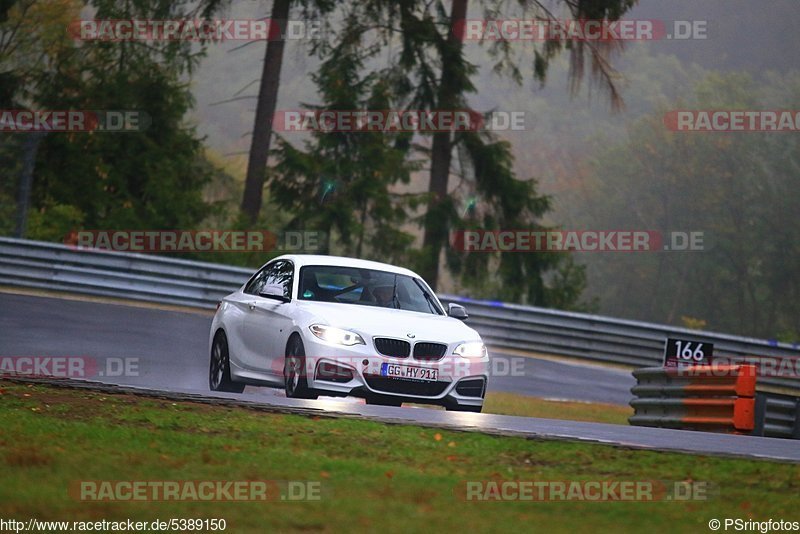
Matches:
[241,260,295,376]
[225,267,270,371]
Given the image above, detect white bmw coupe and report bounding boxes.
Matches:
[209,255,488,412]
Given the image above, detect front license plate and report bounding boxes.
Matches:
[380,363,438,382]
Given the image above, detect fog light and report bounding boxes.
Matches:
[316,362,354,383]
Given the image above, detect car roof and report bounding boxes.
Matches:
[269,254,422,279]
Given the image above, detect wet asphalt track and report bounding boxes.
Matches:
[1,291,798,462]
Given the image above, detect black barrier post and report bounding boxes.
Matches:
[793,399,800,439]
[752,392,767,437]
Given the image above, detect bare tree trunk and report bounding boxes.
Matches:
[420,0,467,290]
[14,132,44,238]
[241,0,291,224]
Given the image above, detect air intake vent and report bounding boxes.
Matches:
[374,338,411,358]
[413,342,447,361]
[455,378,486,398]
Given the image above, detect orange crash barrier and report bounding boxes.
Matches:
[629,364,757,433]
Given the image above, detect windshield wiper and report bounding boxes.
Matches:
[391,274,401,310]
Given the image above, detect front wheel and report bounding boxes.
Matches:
[209,332,245,393]
[284,335,318,399]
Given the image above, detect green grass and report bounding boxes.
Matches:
[483,392,633,425]
[0,381,797,533]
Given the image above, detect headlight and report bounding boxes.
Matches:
[309,324,365,346]
[453,342,487,359]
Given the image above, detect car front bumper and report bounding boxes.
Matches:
[301,335,489,407]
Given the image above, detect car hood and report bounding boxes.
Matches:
[295,301,481,343]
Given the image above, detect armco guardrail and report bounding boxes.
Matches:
[629,365,756,434]
[753,392,800,439]
[0,237,250,309]
[1,237,798,394]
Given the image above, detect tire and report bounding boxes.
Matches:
[284,335,318,399]
[209,332,245,393]
[447,404,482,413]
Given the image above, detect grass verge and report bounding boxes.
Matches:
[0,381,796,533]
[483,392,632,425]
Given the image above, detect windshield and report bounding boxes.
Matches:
[298,265,443,315]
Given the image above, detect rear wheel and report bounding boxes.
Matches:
[209,332,245,393]
[284,335,318,399]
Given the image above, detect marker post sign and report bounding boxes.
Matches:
[663,338,714,368]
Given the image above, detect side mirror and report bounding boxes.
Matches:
[260,283,290,303]
[447,303,468,320]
